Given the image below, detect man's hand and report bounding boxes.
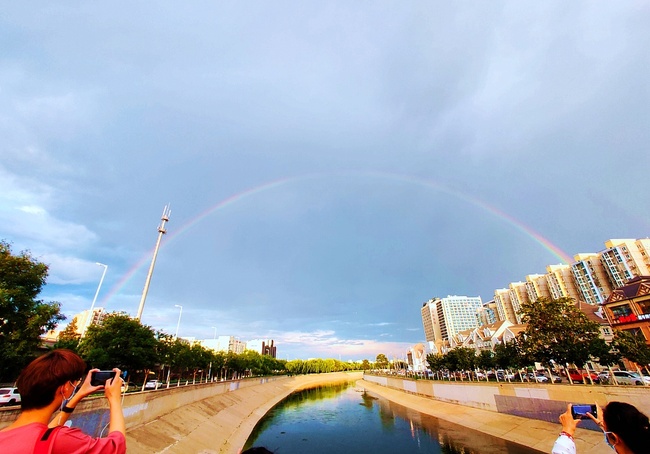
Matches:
[104,368,123,405]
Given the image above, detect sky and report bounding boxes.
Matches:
[1,1,649,361]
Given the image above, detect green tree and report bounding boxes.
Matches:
[518,297,601,367]
[476,349,495,371]
[426,353,446,378]
[375,353,389,369]
[53,316,81,352]
[0,241,65,380]
[614,329,650,367]
[78,313,159,381]
[361,359,371,370]
[494,341,523,370]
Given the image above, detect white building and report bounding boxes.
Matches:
[421,295,483,350]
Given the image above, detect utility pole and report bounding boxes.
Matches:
[136,205,171,320]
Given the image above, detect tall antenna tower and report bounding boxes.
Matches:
[136,205,171,320]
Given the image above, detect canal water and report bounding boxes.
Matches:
[244,382,541,453]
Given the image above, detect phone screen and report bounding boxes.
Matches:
[91,370,116,386]
[571,404,597,419]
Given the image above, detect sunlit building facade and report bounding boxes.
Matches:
[572,253,613,305]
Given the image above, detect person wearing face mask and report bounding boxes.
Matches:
[0,349,126,453]
[552,402,650,454]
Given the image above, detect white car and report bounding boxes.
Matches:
[0,387,21,406]
[144,380,162,390]
[612,371,650,386]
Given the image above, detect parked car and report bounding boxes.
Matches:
[597,371,611,384]
[566,369,599,383]
[475,371,486,380]
[527,373,549,383]
[0,387,21,406]
[612,371,650,386]
[536,370,562,383]
[144,380,162,390]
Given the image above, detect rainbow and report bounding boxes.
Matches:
[101,171,573,306]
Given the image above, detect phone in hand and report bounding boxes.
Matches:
[90,370,117,386]
[571,404,597,420]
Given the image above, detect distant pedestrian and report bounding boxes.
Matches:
[0,349,126,453]
[552,402,650,454]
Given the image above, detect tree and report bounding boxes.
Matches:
[361,359,371,370]
[476,349,495,371]
[78,313,159,381]
[518,297,601,367]
[0,241,65,380]
[494,341,524,370]
[614,329,650,367]
[375,353,389,369]
[53,316,81,352]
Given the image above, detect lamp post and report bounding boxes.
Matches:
[81,262,108,338]
[174,305,183,338]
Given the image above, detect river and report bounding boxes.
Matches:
[244,382,541,453]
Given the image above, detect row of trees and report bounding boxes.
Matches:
[425,297,650,376]
[0,241,361,383]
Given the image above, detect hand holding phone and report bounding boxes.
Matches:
[571,404,597,420]
[91,370,117,386]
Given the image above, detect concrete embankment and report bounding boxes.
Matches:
[125,372,362,453]
[361,374,650,454]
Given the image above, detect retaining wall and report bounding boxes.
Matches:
[363,373,650,430]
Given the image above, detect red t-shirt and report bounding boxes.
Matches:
[0,422,126,454]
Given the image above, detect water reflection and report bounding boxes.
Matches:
[244,383,540,454]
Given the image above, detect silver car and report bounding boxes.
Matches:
[612,371,650,386]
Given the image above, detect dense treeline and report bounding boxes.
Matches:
[54,313,363,385]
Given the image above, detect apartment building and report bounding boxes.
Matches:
[421,296,482,350]
[572,253,613,305]
[494,288,517,323]
[525,274,552,301]
[600,239,650,289]
[508,282,530,323]
[546,264,582,302]
[73,307,108,335]
[477,302,498,326]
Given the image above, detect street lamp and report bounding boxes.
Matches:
[174,305,183,338]
[81,262,108,338]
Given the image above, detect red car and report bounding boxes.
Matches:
[566,369,599,383]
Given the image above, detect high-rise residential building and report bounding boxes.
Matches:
[546,264,582,302]
[572,253,613,305]
[525,274,551,302]
[600,239,650,289]
[421,295,483,347]
[72,307,108,335]
[494,288,516,323]
[421,298,443,351]
[477,302,497,326]
[508,282,530,323]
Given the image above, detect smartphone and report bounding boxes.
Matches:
[571,404,597,420]
[91,370,116,386]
